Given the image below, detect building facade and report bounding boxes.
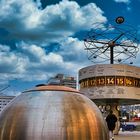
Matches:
[47,74,76,89]
[0,96,15,112]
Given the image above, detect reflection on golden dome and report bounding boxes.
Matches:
[0,85,109,140]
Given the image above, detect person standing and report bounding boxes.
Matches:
[106,110,117,140]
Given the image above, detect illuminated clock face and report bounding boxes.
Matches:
[80,76,140,88]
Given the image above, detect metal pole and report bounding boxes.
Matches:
[110,46,114,64]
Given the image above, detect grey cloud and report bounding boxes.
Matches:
[0,0,107,45]
[58,37,89,65]
[0,41,86,82]
[114,0,130,3]
[0,0,107,86]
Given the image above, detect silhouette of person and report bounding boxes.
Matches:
[106,110,117,140]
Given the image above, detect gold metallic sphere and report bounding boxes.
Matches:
[0,85,109,140]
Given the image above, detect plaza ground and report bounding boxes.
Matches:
[115,131,140,140]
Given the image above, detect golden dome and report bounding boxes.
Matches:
[0,85,109,140]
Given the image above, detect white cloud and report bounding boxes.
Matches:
[0,0,107,45]
[0,44,10,52]
[0,37,139,95]
[59,37,88,64]
[0,38,91,83]
[0,45,26,74]
[114,0,130,3]
[0,0,107,94]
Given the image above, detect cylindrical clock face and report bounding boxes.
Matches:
[79,64,140,105]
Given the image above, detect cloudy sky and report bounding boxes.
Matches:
[1,0,140,95]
